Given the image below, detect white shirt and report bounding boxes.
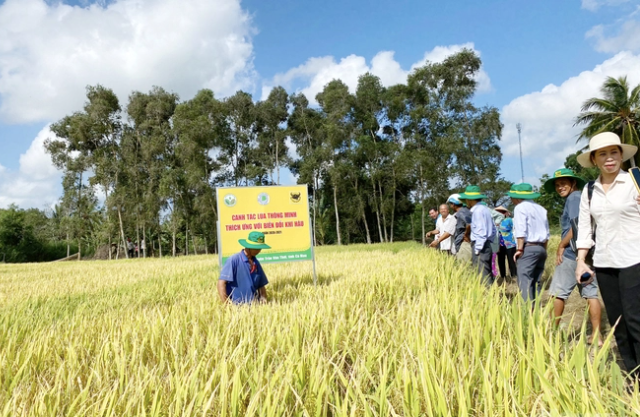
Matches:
[513,200,550,243]
[437,214,457,251]
[576,171,640,269]
[470,203,496,252]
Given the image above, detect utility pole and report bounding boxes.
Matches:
[516,123,524,183]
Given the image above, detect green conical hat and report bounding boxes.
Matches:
[459,185,487,200]
[543,168,586,194]
[506,183,540,200]
[238,231,271,249]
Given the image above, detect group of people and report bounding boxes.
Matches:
[126,237,145,258]
[218,132,640,382]
[427,132,640,381]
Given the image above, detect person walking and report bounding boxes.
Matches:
[495,206,517,283]
[126,238,134,259]
[459,186,496,286]
[508,183,550,302]
[574,132,640,380]
[544,168,602,342]
[448,194,472,262]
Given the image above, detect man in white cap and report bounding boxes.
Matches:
[447,193,472,262]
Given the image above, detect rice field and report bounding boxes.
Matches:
[0,241,638,416]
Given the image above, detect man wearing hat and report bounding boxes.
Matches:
[447,193,472,262]
[217,231,271,304]
[508,183,550,302]
[544,169,602,338]
[459,186,496,285]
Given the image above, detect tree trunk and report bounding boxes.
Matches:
[373,181,384,243]
[276,136,280,185]
[78,171,82,258]
[142,225,146,259]
[172,220,177,257]
[204,236,209,255]
[312,172,318,247]
[66,232,70,258]
[104,183,111,261]
[378,180,388,242]
[158,221,163,258]
[411,213,415,242]
[333,183,341,245]
[136,224,140,259]
[192,234,198,255]
[117,205,128,259]
[185,226,189,256]
[361,204,371,244]
[420,166,426,246]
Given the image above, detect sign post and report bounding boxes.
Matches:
[216,185,317,285]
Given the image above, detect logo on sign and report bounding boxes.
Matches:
[224,194,237,207]
[257,192,270,205]
[290,192,301,203]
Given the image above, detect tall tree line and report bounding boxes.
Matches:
[38,49,506,259]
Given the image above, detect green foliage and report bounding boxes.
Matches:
[3,49,508,261]
[575,75,640,165]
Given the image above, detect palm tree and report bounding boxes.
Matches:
[574,76,640,164]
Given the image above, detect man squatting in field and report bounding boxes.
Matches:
[447,193,472,262]
[509,183,550,302]
[544,169,601,344]
[217,231,270,304]
[459,185,496,286]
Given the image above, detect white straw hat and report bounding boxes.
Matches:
[576,132,638,168]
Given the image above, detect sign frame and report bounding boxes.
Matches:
[215,184,318,285]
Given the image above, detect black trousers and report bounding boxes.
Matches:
[497,245,517,278]
[596,262,640,378]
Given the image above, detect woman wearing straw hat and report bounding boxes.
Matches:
[574,132,640,380]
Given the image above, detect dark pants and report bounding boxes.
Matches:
[471,240,494,287]
[497,245,516,278]
[596,263,640,378]
[516,245,547,302]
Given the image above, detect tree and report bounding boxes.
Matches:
[575,76,640,165]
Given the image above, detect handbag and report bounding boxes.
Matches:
[569,181,595,265]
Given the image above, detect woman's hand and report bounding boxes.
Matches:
[575,260,594,285]
[636,195,640,205]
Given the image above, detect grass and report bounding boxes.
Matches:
[0,241,638,416]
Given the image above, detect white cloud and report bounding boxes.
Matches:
[586,19,640,52]
[500,51,640,177]
[0,0,255,124]
[261,43,492,103]
[0,126,62,208]
[581,0,631,11]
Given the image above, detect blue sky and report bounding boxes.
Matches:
[1,0,640,208]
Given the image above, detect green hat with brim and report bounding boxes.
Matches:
[239,231,271,249]
[542,168,586,194]
[459,185,487,200]
[506,183,540,199]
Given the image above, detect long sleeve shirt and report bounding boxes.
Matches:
[513,200,550,243]
[575,171,640,268]
[470,203,496,252]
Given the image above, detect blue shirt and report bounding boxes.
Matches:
[219,250,268,304]
[470,203,496,252]
[499,217,516,249]
[560,190,581,261]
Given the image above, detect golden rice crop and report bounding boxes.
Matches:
[0,241,638,416]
